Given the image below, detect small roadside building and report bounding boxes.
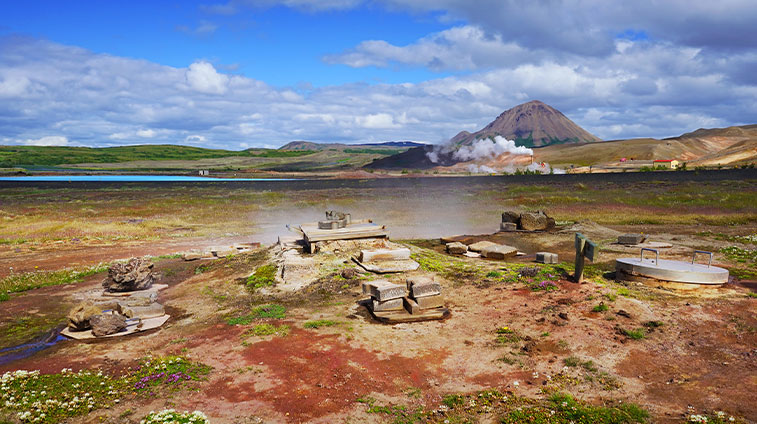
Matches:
[653,159,679,169]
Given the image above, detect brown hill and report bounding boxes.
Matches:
[451,100,601,147]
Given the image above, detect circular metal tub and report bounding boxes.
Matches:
[616,257,729,285]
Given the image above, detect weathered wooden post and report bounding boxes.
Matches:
[574,233,597,283]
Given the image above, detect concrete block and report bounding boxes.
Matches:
[182,252,203,261]
[412,294,444,309]
[500,222,517,232]
[359,248,411,262]
[536,252,558,264]
[618,234,645,245]
[403,297,421,314]
[363,280,406,301]
[481,244,518,260]
[371,297,404,312]
[446,242,468,255]
[468,240,498,252]
[407,279,441,298]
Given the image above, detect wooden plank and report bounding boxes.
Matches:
[369,307,450,323]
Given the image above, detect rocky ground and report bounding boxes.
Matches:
[0,219,755,424]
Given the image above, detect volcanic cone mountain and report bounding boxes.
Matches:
[450,100,601,147]
[366,100,600,169]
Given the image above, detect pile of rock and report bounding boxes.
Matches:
[446,240,518,260]
[362,276,444,315]
[500,209,556,232]
[67,303,127,337]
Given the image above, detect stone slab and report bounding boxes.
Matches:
[618,234,645,245]
[481,244,518,260]
[468,240,498,252]
[446,242,468,255]
[61,315,170,340]
[182,252,204,261]
[463,251,481,258]
[117,302,165,319]
[406,278,442,298]
[412,294,444,309]
[359,248,411,262]
[354,258,420,274]
[536,252,559,264]
[363,280,406,301]
[500,222,517,232]
[371,297,404,312]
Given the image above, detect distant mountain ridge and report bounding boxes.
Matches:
[279,140,426,150]
[450,100,601,147]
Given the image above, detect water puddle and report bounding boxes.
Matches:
[0,326,68,366]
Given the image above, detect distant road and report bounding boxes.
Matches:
[0,169,755,191]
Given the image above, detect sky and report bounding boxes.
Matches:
[0,0,756,149]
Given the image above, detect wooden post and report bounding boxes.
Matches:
[574,233,596,283]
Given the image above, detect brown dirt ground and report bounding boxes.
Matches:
[1,226,756,423]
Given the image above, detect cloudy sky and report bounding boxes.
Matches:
[1,0,755,149]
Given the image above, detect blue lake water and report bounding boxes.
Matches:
[0,175,296,182]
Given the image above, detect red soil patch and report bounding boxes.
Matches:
[204,327,448,422]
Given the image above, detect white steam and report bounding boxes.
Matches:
[453,136,533,161]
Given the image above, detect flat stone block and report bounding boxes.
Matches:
[463,251,481,258]
[371,297,404,312]
[536,252,558,264]
[468,240,498,252]
[359,248,411,262]
[362,279,406,301]
[500,222,517,232]
[117,302,165,319]
[412,294,444,309]
[403,297,421,314]
[182,252,203,261]
[407,280,441,298]
[618,234,645,245]
[481,244,518,260]
[446,242,468,255]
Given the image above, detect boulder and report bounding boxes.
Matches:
[90,313,127,337]
[67,303,103,331]
[468,241,498,252]
[519,211,548,231]
[446,242,468,255]
[501,210,521,224]
[102,258,156,292]
[480,244,518,260]
[340,268,359,279]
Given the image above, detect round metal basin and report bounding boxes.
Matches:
[616,258,729,285]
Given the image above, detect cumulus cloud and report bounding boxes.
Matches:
[185,61,229,94]
[19,136,69,146]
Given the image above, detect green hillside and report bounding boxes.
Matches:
[0,145,316,167]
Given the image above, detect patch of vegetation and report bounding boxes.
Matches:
[747,292,757,298]
[303,319,339,329]
[128,356,211,392]
[243,323,290,337]
[246,264,278,289]
[343,148,403,156]
[688,411,746,423]
[227,304,287,325]
[150,253,182,262]
[0,292,8,302]
[592,303,609,312]
[141,410,209,424]
[719,246,757,263]
[495,326,522,344]
[619,327,646,340]
[0,263,109,294]
[501,392,648,424]
[697,231,757,245]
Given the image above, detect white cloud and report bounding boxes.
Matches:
[137,129,156,138]
[356,113,399,129]
[185,61,229,94]
[185,135,207,143]
[19,135,69,146]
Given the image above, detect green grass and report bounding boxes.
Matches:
[243,323,290,337]
[0,292,8,302]
[501,393,648,424]
[141,410,208,424]
[246,264,277,289]
[0,263,109,295]
[592,303,609,312]
[303,319,339,329]
[719,246,756,263]
[621,328,646,340]
[226,304,287,325]
[0,145,316,166]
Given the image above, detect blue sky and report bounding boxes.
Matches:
[1,0,756,149]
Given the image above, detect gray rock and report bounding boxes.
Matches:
[500,222,517,232]
[102,258,156,292]
[90,313,127,337]
[446,242,468,255]
[519,212,548,231]
[481,244,518,260]
[67,303,102,331]
[618,234,645,245]
[413,294,444,309]
[407,280,441,298]
[363,280,406,301]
